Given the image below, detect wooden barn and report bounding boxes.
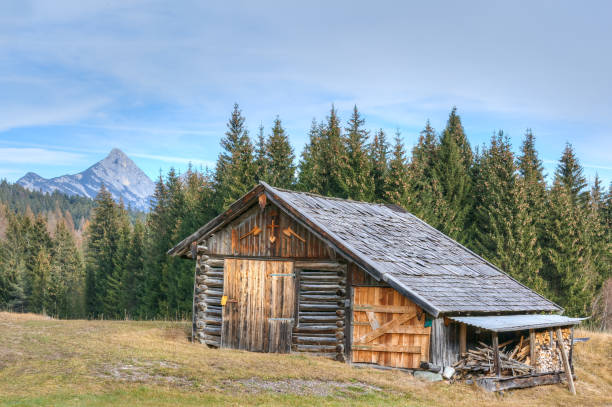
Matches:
[168,182,585,391]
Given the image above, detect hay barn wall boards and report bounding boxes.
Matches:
[169,182,584,380]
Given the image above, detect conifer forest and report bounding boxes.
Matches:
[0,104,610,327]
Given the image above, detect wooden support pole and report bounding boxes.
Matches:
[569,327,574,374]
[529,329,536,368]
[556,328,576,395]
[492,332,501,377]
[459,323,467,355]
[548,329,554,348]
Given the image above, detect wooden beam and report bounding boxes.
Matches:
[530,329,536,368]
[492,332,501,377]
[353,305,415,313]
[351,344,421,353]
[476,372,569,392]
[355,312,416,344]
[294,261,343,270]
[556,328,576,395]
[459,323,467,355]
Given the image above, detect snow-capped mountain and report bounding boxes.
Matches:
[17,148,155,211]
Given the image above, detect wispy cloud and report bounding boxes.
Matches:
[0,148,87,165]
[129,152,215,168]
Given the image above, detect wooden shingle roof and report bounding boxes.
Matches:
[169,182,561,317]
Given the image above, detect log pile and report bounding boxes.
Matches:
[453,340,534,379]
[291,265,347,362]
[453,329,572,380]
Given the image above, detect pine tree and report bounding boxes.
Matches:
[384,131,409,205]
[214,103,256,210]
[343,106,373,201]
[434,107,473,242]
[369,129,389,202]
[265,116,296,188]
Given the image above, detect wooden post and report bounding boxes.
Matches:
[569,327,574,374]
[492,332,501,377]
[529,329,536,368]
[556,328,576,395]
[459,323,467,356]
[548,329,554,348]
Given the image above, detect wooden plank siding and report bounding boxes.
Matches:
[208,204,332,259]
[430,317,460,367]
[351,286,430,369]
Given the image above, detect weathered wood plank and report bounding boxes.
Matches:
[353,305,416,313]
[352,344,421,353]
[355,312,416,344]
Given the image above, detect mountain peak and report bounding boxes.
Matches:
[16,149,155,211]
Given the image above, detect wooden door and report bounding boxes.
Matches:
[221,259,295,353]
[351,286,431,368]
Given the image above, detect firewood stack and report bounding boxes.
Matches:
[453,329,572,380]
[532,330,571,373]
[453,340,534,380]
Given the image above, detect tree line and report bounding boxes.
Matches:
[1,104,610,325]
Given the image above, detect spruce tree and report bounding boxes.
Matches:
[265,116,296,188]
[544,179,592,315]
[384,131,409,205]
[517,130,547,239]
[434,107,473,241]
[85,185,123,318]
[297,119,323,193]
[369,129,389,202]
[297,106,348,197]
[123,220,145,318]
[406,120,442,224]
[49,221,84,318]
[555,143,588,204]
[343,105,373,201]
[214,103,256,210]
[254,124,268,182]
[471,132,545,292]
[318,105,349,197]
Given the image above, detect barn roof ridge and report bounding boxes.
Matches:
[169,182,562,317]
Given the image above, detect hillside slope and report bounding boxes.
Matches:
[0,313,609,406]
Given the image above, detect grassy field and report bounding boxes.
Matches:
[0,312,610,406]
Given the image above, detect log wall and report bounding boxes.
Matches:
[292,263,347,361]
[193,245,224,347]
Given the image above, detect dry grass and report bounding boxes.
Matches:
[0,313,610,406]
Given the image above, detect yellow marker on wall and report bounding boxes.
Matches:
[221,295,228,306]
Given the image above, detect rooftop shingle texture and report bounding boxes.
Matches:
[271,187,560,315]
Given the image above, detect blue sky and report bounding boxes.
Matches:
[0,1,610,187]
